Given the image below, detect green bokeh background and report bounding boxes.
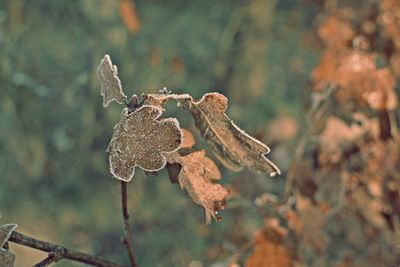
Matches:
[0,1,318,266]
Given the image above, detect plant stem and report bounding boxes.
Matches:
[8,231,125,267]
[33,249,63,267]
[121,181,138,267]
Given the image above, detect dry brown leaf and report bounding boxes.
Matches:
[98,54,127,107]
[318,15,354,49]
[142,93,192,110]
[167,150,228,224]
[246,218,293,267]
[119,0,141,33]
[363,68,398,111]
[331,52,398,110]
[180,93,280,176]
[320,116,369,151]
[107,105,182,181]
[312,50,342,92]
[0,249,15,267]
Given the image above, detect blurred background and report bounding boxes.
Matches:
[3,1,398,267]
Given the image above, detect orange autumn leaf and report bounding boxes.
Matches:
[330,51,398,110]
[246,218,293,267]
[318,15,354,50]
[120,0,141,33]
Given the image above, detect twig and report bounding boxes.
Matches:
[121,181,138,267]
[8,231,125,267]
[33,248,64,267]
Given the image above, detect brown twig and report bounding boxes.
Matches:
[8,231,125,267]
[121,181,138,267]
[33,248,64,267]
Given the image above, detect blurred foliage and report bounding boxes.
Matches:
[0,0,317,266]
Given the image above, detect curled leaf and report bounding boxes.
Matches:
[0,224,17,247]
[0,249,15,267]
[107,105,182,181]
[180,93,280,176]
[98,54,127,107]
[167,150,228,224]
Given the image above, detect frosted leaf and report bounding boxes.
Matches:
[98,54,127,107]
[0,224,17,247]
[180,93,280,176]
[107,105,182,181]
[0,249,15,267]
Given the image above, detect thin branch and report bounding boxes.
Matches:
[8,231,126,267]
[33,249,63,267]
[121,181,138,267]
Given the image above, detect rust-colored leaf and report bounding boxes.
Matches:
[246,218,293,267]
[167,150,228,224]
[180,93,280,176]
[332,52,398,111]
[318,15,354,49]
[119,0,141,33]
[98,54,127,107]
[107,105,182,181]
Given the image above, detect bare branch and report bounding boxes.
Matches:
[33,248,64,267]
[8,231,125,267]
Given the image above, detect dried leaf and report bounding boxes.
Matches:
[119,0,141,33]
[143,93,192,110]
[0,224,17,247]
[98,54,127,107]
[168,150,228,223]
[318,15,354,49]
[312,50,341,92]
[246,218,293,267]
[180,93,280,176]
[0,249,15,267]
[107,105,182,181]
